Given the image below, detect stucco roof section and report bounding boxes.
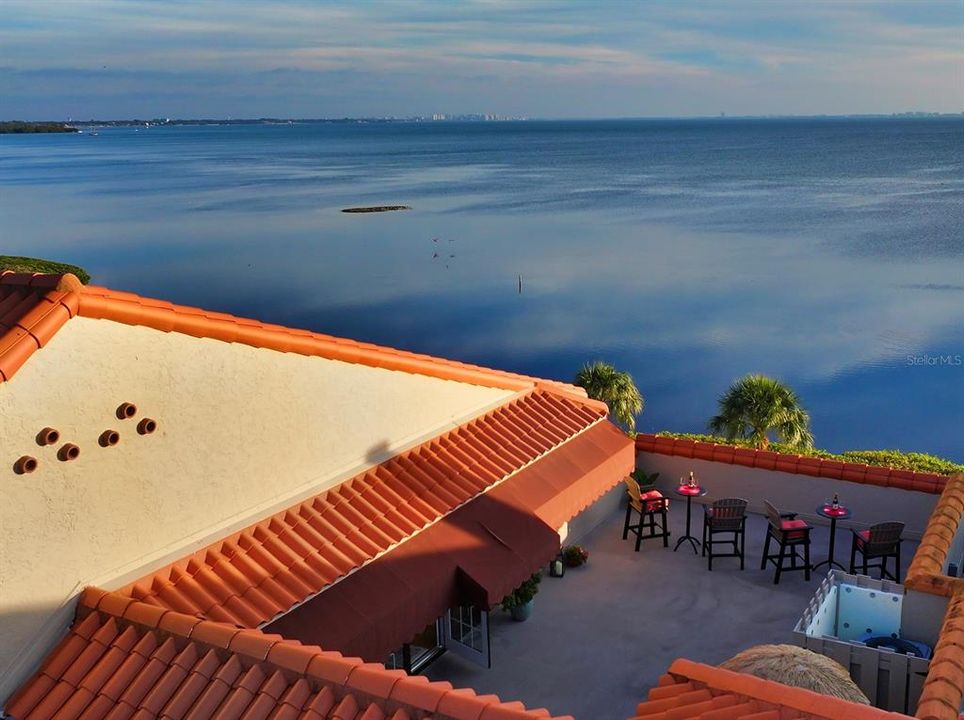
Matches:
[633,659,911,720]
[635,434,947,495]
[0,272,588,401]
[0,272,79,380]
[4,587,569,720]
[119,389,607,627]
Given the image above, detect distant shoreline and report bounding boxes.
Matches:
[0,121,78,134]
[2,113,961,129]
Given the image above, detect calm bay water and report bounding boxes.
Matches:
[2,119,962,458]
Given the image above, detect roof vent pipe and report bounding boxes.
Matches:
[14,456,38,474]
[99,430,121,447]
[58,444,80,461]
[116,403,138,420]
[36,427,60,446]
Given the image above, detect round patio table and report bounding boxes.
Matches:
[673,484,708,554]
[812,504,853,572]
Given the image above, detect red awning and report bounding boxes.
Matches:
[266,420,634,660]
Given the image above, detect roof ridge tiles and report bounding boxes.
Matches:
[0,274,591,402]
[907,474,964,595]
[664,659,911,720]
[72,281,583,395]
[910,477,964,720]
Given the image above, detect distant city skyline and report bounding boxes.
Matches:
[2,0,962,120]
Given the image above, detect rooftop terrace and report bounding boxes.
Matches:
[427,508,920,720]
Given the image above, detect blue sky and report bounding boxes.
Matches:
[2,0,962,119]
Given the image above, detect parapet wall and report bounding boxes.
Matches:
[635,434,943,537]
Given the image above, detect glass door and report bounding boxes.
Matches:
[443,606,490,668]
[385,619,446,674]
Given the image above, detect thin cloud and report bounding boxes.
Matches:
[2,0,961,117]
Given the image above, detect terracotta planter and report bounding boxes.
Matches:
[36,427,60,446]
[58,444,80,461]
[14,456,38,474]
[116,403,138,420]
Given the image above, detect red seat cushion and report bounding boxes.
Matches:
[780,518,809,539]
[855,529,870,546]
[640,489,667,512]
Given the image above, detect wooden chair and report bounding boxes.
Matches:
[761,500,811,584]
[701,498,747,570]
[850,521,904,581]
[622,475,670,551]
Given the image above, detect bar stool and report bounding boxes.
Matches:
[850,521,904,581]
[761,500,812,584]
[622,475,670,551]
[701,498,747,570]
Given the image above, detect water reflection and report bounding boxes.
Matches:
[2,120,961,458]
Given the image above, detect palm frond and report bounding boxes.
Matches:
[707,373,813,449]
[574,361,644,431]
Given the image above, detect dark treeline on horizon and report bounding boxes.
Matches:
[0,121,79,133]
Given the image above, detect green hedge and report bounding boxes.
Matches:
[0,256,91,284]
[653,431,963,476]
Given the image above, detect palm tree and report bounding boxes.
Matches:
[709,374,813,450]
[574,361,643,431]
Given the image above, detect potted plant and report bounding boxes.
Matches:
[632,469,660,493]
[562,544,589,568]
[501,573,541,622]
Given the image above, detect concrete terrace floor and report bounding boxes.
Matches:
[425,507,919,720]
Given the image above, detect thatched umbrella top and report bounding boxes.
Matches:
[720,644,870,705]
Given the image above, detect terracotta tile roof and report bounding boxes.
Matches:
[916,588,964,720]
[119,389,607,627]
[635,434,948,495]
[906,474,964,597]
[0,272,79,381]
[633,659,911,720]
[265,421,634,661]
[4,587,571,720]
[903,474,964,720]
[0,272,587,401]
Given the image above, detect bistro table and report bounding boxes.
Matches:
[812,503,853,572]
[674,484,708,553]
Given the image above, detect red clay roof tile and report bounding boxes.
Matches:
[5,591,568,720]
[907,474,964,594]
[0,273,78,380]
[0,272,593,404]
[905,476,964,720]
[633,659,911,720]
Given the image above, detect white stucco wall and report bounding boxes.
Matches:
[0,317,515,699]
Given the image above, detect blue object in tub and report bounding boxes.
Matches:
[857,632,932,659]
